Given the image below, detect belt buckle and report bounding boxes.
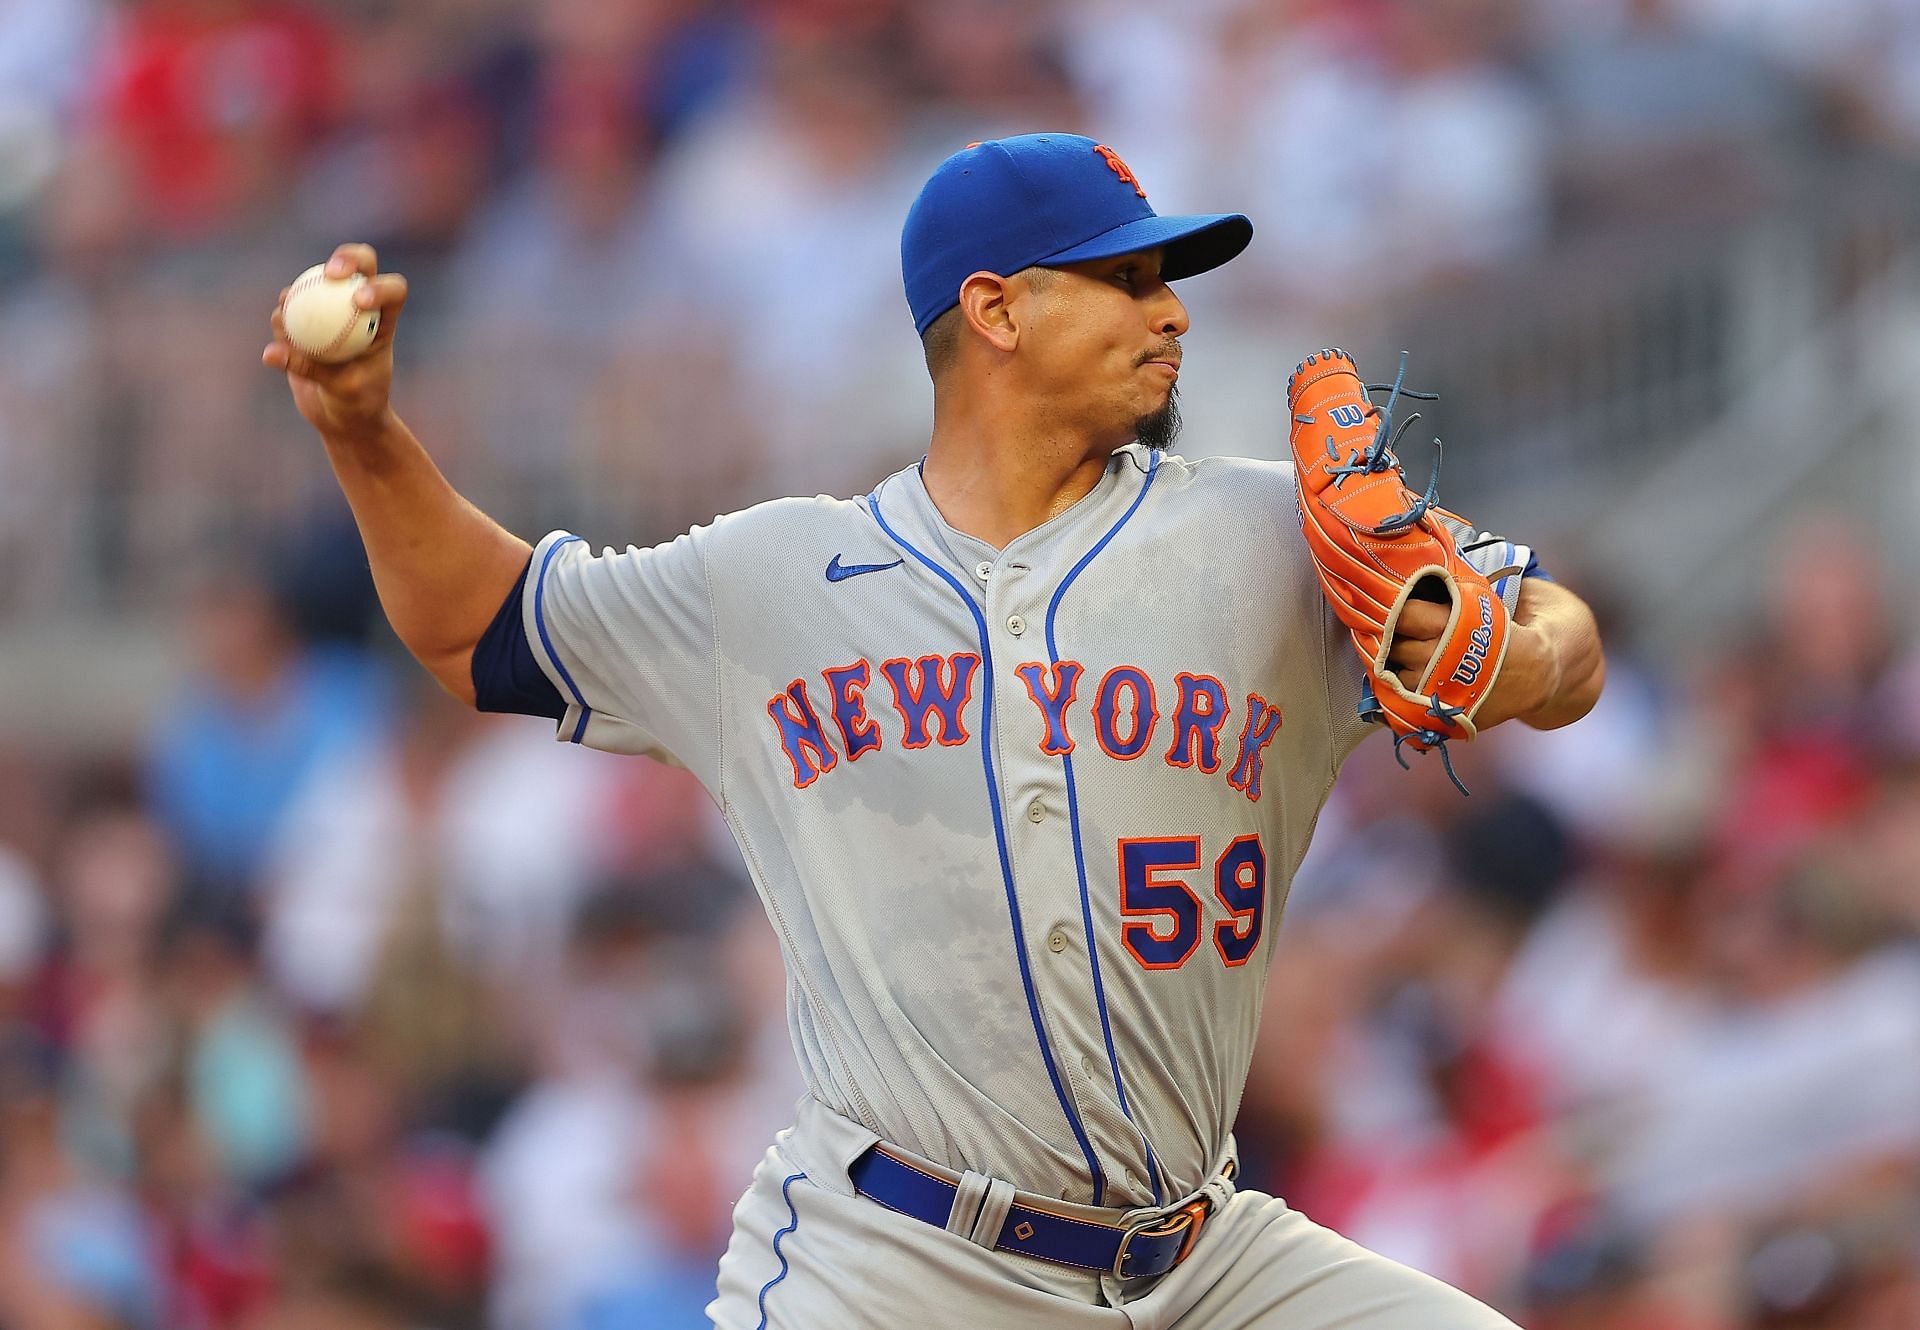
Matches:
[1112,1198,1210,1279]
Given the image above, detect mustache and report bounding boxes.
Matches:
[1137,341,1183,366]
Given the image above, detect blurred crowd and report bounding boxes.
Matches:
[3,1,1920,1328]
[0,560,801,1329]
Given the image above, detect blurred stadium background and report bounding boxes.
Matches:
[2,0,1920,1326]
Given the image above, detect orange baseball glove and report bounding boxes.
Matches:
[1287,348,1515,792]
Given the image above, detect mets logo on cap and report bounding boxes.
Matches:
[1094,145,1147,198]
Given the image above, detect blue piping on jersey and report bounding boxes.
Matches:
[866,489,1109,1204]
[1042,450,1169,1206]
[534,535,593,743]
[755,1171,806,1330]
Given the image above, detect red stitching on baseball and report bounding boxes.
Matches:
[289,269,375,359]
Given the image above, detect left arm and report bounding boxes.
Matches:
[1389,579,1605,732]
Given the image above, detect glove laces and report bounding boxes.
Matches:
[1358,679,1472,796]
[1360,351,1440,471]
[1357,352,1445,534]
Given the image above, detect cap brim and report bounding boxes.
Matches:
[1040,212,1252,281]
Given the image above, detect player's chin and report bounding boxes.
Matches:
[1132,385,1182,452]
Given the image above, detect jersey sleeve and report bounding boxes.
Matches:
[1431,512,1548,612]
[472,556,566,721]
[521,528,720,775]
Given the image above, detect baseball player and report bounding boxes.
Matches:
[264,134,1603,1328]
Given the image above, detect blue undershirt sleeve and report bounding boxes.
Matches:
[471,556,565,720]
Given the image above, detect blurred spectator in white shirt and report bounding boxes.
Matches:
[262,696,631,1020]
[648,41,931,497]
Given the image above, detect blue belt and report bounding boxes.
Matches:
[847,1145,1224,1280]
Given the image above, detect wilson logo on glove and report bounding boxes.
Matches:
[1449,597,1497,688]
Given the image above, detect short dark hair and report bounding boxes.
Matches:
[920,266,1056,381]
[920,304,962,379]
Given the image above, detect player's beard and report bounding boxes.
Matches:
[1133,385,1182,452]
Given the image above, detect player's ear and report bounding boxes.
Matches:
[958,271,1020,355]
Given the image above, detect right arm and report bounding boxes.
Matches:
[263,244,528,705]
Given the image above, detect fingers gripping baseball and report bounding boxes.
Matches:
[262,244,409,439]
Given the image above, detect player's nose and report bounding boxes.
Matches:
[1151,286,1189,339]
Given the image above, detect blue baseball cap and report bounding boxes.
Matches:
[902,133,1252,336]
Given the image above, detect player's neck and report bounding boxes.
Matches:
[921,419,1113,551]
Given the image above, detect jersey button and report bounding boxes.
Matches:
[1080,1055,1098,1078]
[1007,613,1026,636]
[1047,929,1069,953]
[974,561,991,582]
[1026,800,1045,823]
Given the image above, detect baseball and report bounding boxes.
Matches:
[281,263,380,363]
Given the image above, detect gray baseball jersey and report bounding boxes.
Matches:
[523,443,1370,1211]
[521,441,1537,1327]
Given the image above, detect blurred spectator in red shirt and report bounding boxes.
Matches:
[90,0,341,244]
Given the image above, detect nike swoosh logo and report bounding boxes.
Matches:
[825,555,904,583]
